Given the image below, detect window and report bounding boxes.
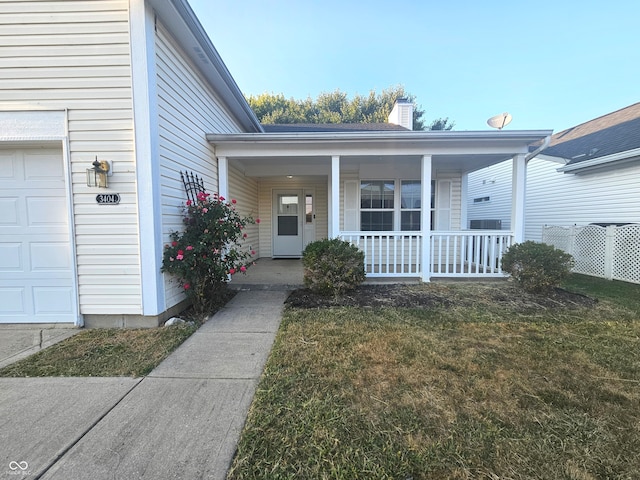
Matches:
[360,180,422,231]
[360,181,394,231]
[401,180,421,231]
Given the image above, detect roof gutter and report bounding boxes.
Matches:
[524,134,551,162]
[557,147,640,173]
[208,130,554,144]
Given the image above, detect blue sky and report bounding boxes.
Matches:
[189,0,639,132]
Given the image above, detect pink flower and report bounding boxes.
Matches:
[243,233,248,239]
[255,218,261,224]
[219,195,225,201]
[229,268,236,275]
[186,200,192,206]
[197,192,208,202]
[240,265,247,273]
[251,250,256,255]
[202,208,208,213]
[231,199,237,204]
[183,283,190,290]
[176,254,184,260]
[186,245,194,251]
[171,241,178,247]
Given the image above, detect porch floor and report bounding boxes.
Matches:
[228,258,421,290]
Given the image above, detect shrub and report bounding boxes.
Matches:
[501,241,574,293]
[302,238,365,296]
[161,192,257,314]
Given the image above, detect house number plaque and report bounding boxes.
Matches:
[96,193,121,205]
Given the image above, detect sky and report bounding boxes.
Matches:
[188,0,639,132]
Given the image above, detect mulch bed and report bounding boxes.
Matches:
[285,283,598,311]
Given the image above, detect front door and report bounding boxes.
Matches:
[273,190,304,257]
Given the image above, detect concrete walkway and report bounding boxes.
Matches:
[0,290,288,480]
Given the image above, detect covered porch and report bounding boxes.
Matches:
[208,129,551,282]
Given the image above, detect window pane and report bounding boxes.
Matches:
[401,181,421,209]
[401,211,421,231]
[278,216,298,235]
[430,180,436,209]
[306,194,313,223]
[361,211,393,231]
[361,181,394,209]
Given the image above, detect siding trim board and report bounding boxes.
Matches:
[130,0,165,316]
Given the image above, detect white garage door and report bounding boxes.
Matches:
[0,148,76,323]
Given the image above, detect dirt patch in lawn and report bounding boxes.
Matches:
[285,282,598,311]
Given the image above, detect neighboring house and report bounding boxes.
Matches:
[0,0,551,327]
[467,103,640,241]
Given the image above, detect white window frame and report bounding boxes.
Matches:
[359,179,423,231]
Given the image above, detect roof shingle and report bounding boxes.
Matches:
[543,102,640,165]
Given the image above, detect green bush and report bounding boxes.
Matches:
[501,241,574,293]
[302,238,365,296]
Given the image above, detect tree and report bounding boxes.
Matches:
[246,86,453,131]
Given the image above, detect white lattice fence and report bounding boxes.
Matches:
[542,224,640,284]
[573,226,607,277]
[612,224,640,284]
[542,225,572,252]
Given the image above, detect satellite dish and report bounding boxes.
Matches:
[487,112,512,130]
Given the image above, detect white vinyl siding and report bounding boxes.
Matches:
[525,158,640,241]
[228,164,259,257]
[467,160,513,231]
[153,22,248,307]
[0,0,140,315]
[467,157,640,242]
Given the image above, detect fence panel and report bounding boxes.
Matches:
[542,224,640,284]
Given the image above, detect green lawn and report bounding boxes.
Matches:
[228,275,640,479]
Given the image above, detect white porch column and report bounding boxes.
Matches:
[421,155,432,282]
[460,172,469,230]
[511,153,527,244]
[218,156,229,200]
[329,155,340,237]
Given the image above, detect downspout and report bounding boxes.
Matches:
[525,134,551,162]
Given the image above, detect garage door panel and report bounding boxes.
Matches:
[33,287,73,314]
[0,151,17,177]
[0,243,22,271]
[0,287,26,313]
[0,197,19,226]
[30,242,71,271]
[26,196,67,226]
[24,151,64,180]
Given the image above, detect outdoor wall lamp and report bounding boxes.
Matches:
[86,157,111,188]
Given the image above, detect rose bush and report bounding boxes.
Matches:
[161,192,257,313]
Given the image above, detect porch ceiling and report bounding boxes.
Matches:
[228,153,517,177]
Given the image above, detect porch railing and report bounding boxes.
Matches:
[430,230,513,277]
[339,232,422,277]
[339,231,513,278]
